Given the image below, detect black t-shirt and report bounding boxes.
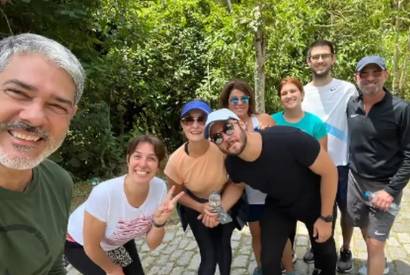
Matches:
[226,126,321,207]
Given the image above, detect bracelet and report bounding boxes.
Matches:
[152,220,166,228]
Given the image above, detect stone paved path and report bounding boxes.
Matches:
[67,185,410,275]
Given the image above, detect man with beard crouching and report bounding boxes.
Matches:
[205,108,338,275]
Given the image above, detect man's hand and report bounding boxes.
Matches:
[313,218,332,243]
[370,190,394,211]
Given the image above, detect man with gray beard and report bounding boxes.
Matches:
[0,33,85,274]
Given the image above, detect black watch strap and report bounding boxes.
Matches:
[319,215,333,223]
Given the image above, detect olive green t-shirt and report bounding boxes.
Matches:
[0,159,73,275]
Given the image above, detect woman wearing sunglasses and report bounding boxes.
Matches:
[219,79,275,275]
[271,76,328,274]
[65,135,184,275]
[164,99,236,275]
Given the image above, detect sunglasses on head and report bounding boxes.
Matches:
[229,95,250,105]
[181,115,206,126]
[210,122,234,145]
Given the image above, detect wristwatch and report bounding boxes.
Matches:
[319,215,334,222]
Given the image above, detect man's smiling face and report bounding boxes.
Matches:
[0,53,77,170]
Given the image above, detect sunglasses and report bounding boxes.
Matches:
[229,95,250,105]
[210,122,234,145]
[181,115,206,126]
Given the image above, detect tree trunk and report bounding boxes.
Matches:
[254,8,266,113]
[399,26,410,99]
[226,0,232,13]
[391,0,402,94]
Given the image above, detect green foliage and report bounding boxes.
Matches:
[50,102,124,181]
[2,0,409,181]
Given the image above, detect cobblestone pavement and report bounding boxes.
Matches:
[67,185,410,275]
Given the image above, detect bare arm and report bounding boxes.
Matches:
[257,113,275,129]
[309,146,337,217]
[319,136,328,152]
[146,186,184,250]
[221,181,245,212]
[308,146,338,243]
[166,177,217,227]
[83,212,124,274]
[166,177,205,213]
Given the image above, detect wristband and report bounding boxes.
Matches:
[152,220,166,228]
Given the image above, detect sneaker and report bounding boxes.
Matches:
[253,266,263,275]
[336,248,353,273]
[303,248,314,264]
[358,260,390,275]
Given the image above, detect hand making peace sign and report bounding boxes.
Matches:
[152,185,185,226]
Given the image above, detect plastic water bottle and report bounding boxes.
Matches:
[208,192,232,224]
[363,191,400,216]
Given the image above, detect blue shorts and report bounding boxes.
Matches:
[336,165,349,213]
[247,204,265,222]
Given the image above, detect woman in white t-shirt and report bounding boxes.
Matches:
[65,135,183,275]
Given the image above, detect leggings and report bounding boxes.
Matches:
[64,239,144,275]
[183,206,235,275]
[260,195,337,275]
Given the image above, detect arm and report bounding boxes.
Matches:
[384,104,410,197]
[319,136,328,152]
[166,177,208,214]
[48,254,66,275]
[257,113,275,129]
[146,186,184,250]
[221,181,245,212]
[166,177,217,227]
[374,104,410,210]
[83,212,124,275]
[309,146,338,243]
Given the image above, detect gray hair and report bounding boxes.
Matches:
[0,33,85,105]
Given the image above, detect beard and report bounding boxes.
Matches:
[223,128,247,156]
[0,121,66,170]
[312,68,331,79]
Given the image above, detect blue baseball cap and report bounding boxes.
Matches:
[204,108,240,139]
[180,100,212,118]
[356,55,386,72]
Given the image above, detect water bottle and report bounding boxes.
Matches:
[363,191,400,216]
[208,192,232,224]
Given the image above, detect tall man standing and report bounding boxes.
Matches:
[347,55,410,275]
[0,33,85,274]
[302,40,358,273]
[205,108,338,275]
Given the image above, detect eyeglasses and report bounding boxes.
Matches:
[309,53,333,61]
[181,115,206,126]
[210,122,234,145]
[229,95,250,105]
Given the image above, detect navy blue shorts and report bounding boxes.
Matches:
[247,204,265,222]
[336,165,349,212]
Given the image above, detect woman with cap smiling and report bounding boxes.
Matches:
[164,99,236,275]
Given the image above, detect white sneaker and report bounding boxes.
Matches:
[358,262,390,274]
